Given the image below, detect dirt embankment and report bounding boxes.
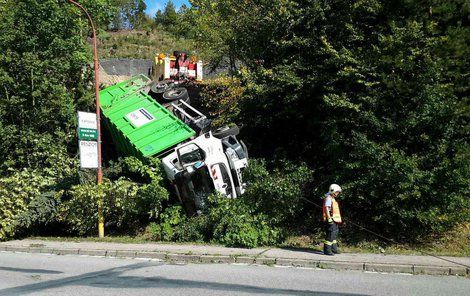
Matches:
[100,58,153,86]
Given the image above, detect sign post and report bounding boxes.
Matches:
[77,111,103,237]
[70,0,104,238]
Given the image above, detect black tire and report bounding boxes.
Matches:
[163,87,190,103]
[212,125,240,138]
[149,81,171,99]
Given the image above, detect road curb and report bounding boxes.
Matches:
[235,256,255,264]
[167,253,201,263]
[1,245,467,276]
[275,258,318,268]
[365,263,413,274]
[134,251,166,260]
[54,248,79,256]
[200,255,235,264]
[320,261,365,271]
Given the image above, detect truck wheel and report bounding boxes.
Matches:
[149,81,170,99]
[163,87,190,104]
[212,125,240,138]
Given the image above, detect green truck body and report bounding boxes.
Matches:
[99,75,195,158]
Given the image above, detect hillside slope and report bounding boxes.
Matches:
[98,29,195,60]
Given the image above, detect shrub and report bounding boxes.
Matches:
[242,159,313,227]
[63,157,169,235]
[173,215,209,243]
[0,170,55,240]
[145,222,161,241]
[199,77,246,127]
[158,205,185,241]
[14,191,63,235]
[207,195,284,248]
[143,194,284,248]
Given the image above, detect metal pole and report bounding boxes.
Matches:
[68,0,104,238]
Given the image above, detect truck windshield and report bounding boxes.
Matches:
[191,167,214,198]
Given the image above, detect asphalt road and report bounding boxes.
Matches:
[0,252,468,296]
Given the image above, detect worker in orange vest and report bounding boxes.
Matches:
[323,184,342,255]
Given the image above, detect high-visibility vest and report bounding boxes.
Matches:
[323,198,342,223]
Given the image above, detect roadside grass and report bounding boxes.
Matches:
[97,29,196,60]
[27,235,218,247]
[280,223,470,257]
[28,223,469,257]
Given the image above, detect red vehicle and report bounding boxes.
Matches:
[153,50,203,82]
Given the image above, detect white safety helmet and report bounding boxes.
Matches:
[329,184,342,193]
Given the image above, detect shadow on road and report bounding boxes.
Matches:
[279,246,325,256]
[0,261,369,296]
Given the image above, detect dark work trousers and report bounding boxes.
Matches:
[324,222,339,255]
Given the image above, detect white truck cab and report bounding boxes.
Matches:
[162,131,248,214]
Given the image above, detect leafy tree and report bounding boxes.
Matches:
[0,0,104,174]
[193,0,469,240]
[155,1,194,38]
[110,0,148,30]
[0,0,114,239]
[162,0,178,27]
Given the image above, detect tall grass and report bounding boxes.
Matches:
[98,29,196,60]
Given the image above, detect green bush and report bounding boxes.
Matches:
[14,191,63,235]
[63,157,169,235]
[143,194,284,248]
[158,205,186,241]
[199,77,246,128]
[0,170,55,240]
[242,159,313,227]
[146,205,209,243]
[174,215,209,243]
[0,150,77,240]
[207,195,284,248]
[145,222,162,241]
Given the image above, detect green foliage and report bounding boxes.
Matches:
[64,179,136,235]
[173,215,209,242]
[98,30,195,60]
[242,159,313,226]
[207,195,284,248]
[199,76,245,127]
[110,0,149,30]
[144,222,162,241]
[155,0,179,28]
[15,191,63,235]
[192,0,470,240]
[144,195,284,248]
[63,157,169,235]
[155,205,186,241]
[0,170,55,240]
[0,145,77,240]
[145,205,208,243]
[154,1,194,38]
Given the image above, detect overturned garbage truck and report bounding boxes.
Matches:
[99,75,248,214]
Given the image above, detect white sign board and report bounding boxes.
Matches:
[78,111,98,129]
[196,61,203,81]
[79,140,99,169]
[125,108,155,128]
